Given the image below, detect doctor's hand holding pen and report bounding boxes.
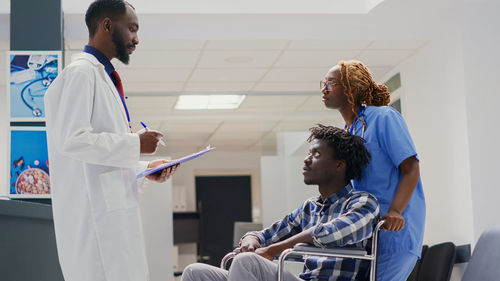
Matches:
[139,130,164,154]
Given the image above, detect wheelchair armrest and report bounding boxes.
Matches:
[220,248,241,269]
[292,243,367,256]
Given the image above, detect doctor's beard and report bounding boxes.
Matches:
[112,29,130,64]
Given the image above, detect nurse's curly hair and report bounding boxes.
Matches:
[85,0,135,37]
[308,124,371,182]
[338,60,391,127]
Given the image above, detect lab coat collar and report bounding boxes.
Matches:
[71,52,132,131]
[71,52,104,67]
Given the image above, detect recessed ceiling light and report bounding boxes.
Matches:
[225,56,254,64]
[175,95,246,110]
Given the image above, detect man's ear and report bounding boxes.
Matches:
[336,159,346,171]
[102,18,112,33]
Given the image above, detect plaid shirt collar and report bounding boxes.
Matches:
[315,183,353,206]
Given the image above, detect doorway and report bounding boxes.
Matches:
[195,175,252,266]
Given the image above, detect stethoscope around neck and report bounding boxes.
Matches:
[344,105,367,139]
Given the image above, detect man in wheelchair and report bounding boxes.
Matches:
[182,125,380,281]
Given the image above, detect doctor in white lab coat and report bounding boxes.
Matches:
[45,1,176,281]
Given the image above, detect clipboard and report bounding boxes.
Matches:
[136,146,216,178]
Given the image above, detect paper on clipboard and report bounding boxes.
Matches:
[136,146,215,178]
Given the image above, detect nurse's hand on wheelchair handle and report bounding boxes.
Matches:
[381,209,405,231]
[240,236,261,252]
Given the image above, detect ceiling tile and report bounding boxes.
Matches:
[118,68,191,82]
[275,50,359,68]
[237,95,309,111]
[357,50,414,67]
[114,50,201,68]
[368,40,427,50]
[208,132,261,145]
[137,40,206,50]
[206,39,289,50]
[198,50,281,68]
[261,68,326,82]
[165,131,212,141]
[122,81,184,92]
[288,40,371,50]
[184,82,254,92]
[368,66,393,82]
[253,82,316,92]
[295,95,330,111]
[127,96,178,110]
[190,68,267,82]
[216,120,278,133]
[161,120,222,133]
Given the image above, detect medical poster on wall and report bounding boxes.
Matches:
[7,51,61,121]
[9,128,50,198]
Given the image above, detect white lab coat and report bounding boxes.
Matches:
[45,52,150,281]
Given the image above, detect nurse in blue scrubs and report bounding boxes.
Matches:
[321,60,425,281]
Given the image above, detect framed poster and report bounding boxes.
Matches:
[9,127,50,198]
[7,51,62,121]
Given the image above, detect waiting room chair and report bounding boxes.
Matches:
[406,245,429,281]
[460,225,500,281]
[233,222,263,248]
[417,242,456,281]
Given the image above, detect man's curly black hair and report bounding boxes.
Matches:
[308,124,371,182]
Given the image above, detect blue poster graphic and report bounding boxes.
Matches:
[9,54,59,119]
[10,130,50,195]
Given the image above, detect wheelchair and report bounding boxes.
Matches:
[221,220,385,281]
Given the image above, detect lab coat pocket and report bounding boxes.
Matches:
[99,169,135,212]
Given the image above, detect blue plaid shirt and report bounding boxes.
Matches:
[244,183,379,281]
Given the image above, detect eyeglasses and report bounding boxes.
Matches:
[320,80,341,91]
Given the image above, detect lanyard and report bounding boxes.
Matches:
[117,92,131,130]
[344,106,366,138]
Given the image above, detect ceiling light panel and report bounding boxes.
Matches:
[175,95,246,110]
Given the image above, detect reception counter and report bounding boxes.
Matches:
[0,199,64,281]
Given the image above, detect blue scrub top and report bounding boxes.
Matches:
[348,106,426,256]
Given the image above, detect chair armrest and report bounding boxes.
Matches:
[292,243,367,256]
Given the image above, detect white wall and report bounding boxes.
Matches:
[261,132,316,227]
[389,33,475,247]
[391,36,475,280]
[461,0,500,243]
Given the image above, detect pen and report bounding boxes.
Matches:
[140,121,166,146]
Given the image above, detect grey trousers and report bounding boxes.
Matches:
[181,252,302,281]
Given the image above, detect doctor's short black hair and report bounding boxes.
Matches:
[85,0,135,37]
[308,124,371,182]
